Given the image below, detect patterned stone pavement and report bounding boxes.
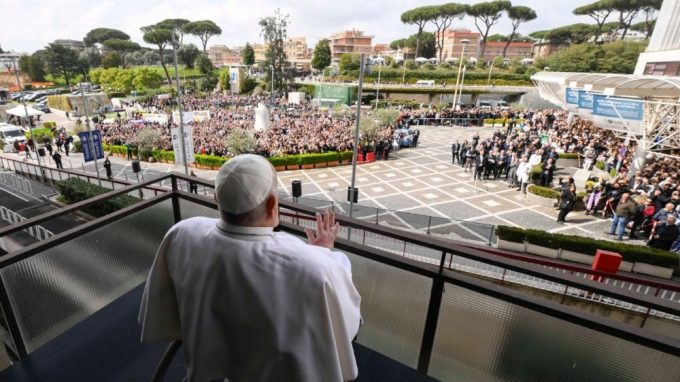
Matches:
[275,125,640,245]
[2,124,637,245]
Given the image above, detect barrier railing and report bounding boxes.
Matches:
[0,173,676,380]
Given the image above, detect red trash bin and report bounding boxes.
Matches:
[590,249,622,282]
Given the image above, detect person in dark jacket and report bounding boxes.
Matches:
[648,215,679,250]
[103,156,112,179]
[540,158,555,187]
[557,184,577,223]
[607,193,637,240]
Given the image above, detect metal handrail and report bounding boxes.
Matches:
[0,173,677,373]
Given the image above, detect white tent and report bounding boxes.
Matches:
[415,57,428,63]
[445,57,458,63]
[5,105,44,117]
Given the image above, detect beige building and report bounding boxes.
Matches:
[329,30,373,61]
[438,29,481,61]
[530,40,568,59]
[481,41,533,61]
[51,39,85,52]
[208,45,243,67]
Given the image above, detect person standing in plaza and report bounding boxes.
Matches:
[52,152,63,169]
[557,184,577,223]
[190,170,198,194]
[451,140,461,164]
[103,156,112,179]
[607,193,637,241]
[516,156,531,194]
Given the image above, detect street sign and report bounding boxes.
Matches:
[78,130,104,162]
[171,127,195,165]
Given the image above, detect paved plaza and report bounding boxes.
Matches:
[1,123,636,245]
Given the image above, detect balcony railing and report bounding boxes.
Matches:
[0,172,678,380]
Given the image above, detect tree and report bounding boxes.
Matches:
[137,127,164,151]
[183,20,222,53]
[84,28,130,47]
[338,53,361,72]
[400,6,435,58]
[537,40,646,73]
[177,44,200,68]
[142,26,173,85]
[311,39,331,71]
[547,23,597,44]
[79,47,102,68]
[242,43,255,66]
[637,0,661,38]
[196,53,214,75]
[431,3,466,62]
[102,52,123,68]
[573,0,615,43]
[259,9,291,92]
[600,21,621,41]
[102,39,140,65]
[529,30,550,40]
[610,0,641,40]
[44,44,80,87]
[466,1,512,59]
[503,6,537,58]
[631,19,655,38]
[390,32,436,59]
[225,128,256,155]
[18,54,46,81]
[487,33,508,42]
[133,68,163,90]
[155,19,190,44]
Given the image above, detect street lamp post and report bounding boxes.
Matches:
[12,59,46,182]
[171,31,189,175]
[375,55,382,108]
[452,39,469,110]
[459,65,467,106]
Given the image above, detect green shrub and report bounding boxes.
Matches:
[531,165,542,181]
[609,168,618,177]
[269,156,292,167]
[25,127,55,142]
[558,153,579,160]
[528,185,560,199]
[42,121,57,130]
[73,140,82,152]
[55,177,140,217]
[339,151,354,162]
[595,161,605,170]
[496,226,680,268]
[106,91,127,98]
[195,154,227,169]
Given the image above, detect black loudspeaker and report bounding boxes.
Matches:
[132,160,141,173]
[38,148,46,157]
[347,187,359,203]
[292,180,302,198]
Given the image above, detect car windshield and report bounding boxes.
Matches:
[2,130,24,138]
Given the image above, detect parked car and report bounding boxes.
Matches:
[35,102,51,113]
[34,95,48,104]
[0,123,27,150]
[25,92,48,102]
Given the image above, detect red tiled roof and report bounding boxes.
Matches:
[483,41,532,47]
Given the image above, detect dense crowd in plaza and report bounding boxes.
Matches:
[447,107,679,251]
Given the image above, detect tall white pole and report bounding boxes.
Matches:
[348,53,365,223]
[12,60,46,182]
[459,65,467,107]
[486,60,494,86]
[375,57,382,108]
[452,43,467,109]
[171,31,189,175]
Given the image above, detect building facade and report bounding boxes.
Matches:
[635,0,680,76]
[51,39,85,52]
[480,41,533,61]
[438,29,481,61]
[208,45,243,67]
[329,30,373,62]
[531,40,568,59]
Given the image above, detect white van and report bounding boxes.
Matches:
[0,123,26,151]
[415,80,435,86]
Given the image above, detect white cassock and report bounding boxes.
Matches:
[139,217,362,382]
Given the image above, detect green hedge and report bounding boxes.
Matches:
[496,226,680,268]
[528,185,560,199]
[25,127,55,141]
[558,153,579,159]
[47,95,71,111]
[103,145,353,169]
[55,177,140,217]
[595,161,605,170]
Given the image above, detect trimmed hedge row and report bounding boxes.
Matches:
[558,153,579,159]
[103,144,353,169]
[47,95,72,111]
[55,177,140,217]
[497,225,680,268]
[528,185,560,199]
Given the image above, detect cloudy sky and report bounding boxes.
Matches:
[1,0,642,52]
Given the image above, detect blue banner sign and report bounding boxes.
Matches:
[78,130,104,162]
[577,91,594,109]
[592,95,643,120]
[565,88,579,105]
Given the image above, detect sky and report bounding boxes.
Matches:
[0,0,645,53]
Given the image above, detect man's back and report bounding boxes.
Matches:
[140,217,361,382]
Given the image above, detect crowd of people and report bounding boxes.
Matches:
[444,106,679,251]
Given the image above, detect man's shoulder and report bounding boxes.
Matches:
[169,217,216,235]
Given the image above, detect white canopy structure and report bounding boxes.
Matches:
[5,105,44,117]
[531,71,680,167]
[415,57,428,63]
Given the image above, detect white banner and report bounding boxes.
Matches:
[171,127,195,165]
[172,110,211,124]
[592,95,644,135]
